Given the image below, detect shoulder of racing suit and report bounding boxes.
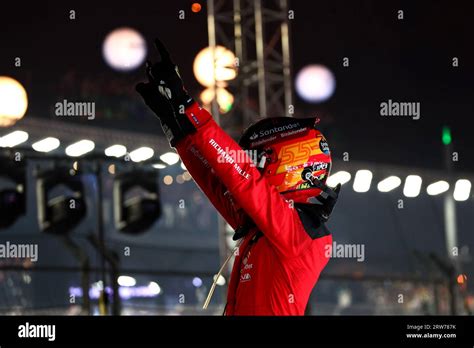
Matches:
[294,203,331,240]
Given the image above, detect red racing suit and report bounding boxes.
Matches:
[175,102,332,316]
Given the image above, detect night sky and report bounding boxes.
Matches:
[1,0,473,172]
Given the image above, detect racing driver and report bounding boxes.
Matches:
[136,39,341,316]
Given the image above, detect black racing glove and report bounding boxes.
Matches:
[136,63,185,147]
[148,39,195,114]
[315,183,341,222]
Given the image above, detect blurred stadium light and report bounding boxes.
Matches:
[160,152,180,166]
[32,137,60,153]
[327,170,351,187]
[353,170,373,193]
[0,130,29,148]
[117,275,136,287]
[454,179,471,201]
[403,175,422,198]
[152,163,167,169]
[377,176,401,193]
[129,147,154,162]
[65,140,95,157]
[427,180,450,196]
[105,144,127,158]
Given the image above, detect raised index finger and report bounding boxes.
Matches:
[155,38,173,64]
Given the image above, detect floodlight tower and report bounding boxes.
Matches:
[206,0,293,300]
[207,0,293,129]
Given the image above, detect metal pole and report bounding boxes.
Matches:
[254,0,267,117]
[207,0,230,302]
[443,138,458,314]
[233,0,243,70]
[443,194,458,259]
[87,231,121,316]
[96,162,108,315]
[280,0,292,116]
[233,0,250,126]
[59,235,91,315]
[207,0,219,123]
[443,142,458,260]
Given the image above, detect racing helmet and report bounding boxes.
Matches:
[239,117,332,204]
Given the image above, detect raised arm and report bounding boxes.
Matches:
[136,38,312,257]
[175,136,244,229]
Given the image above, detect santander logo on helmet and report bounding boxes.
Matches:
[258,122,300,137]
[249,132,259,140]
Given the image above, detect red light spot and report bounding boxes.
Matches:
[457,274,467,284]
[192,3,202,13]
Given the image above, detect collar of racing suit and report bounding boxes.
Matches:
[232,217,256,240]
[232,203,329,241]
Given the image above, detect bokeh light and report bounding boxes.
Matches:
[200,87,234,113]
[192,277,203,288]
[295,64,336,103]
[457,274,467,285]
[193,46,237,87]
[0,76,28,127]
[163,175,173,185]
[102,27,147,72]
[191,3,202,13]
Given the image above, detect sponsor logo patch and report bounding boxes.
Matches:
[249,132,259,140]
[319,139,330,154]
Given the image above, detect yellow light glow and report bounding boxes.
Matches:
[108,164,116,175]
[163,175,173,185]
[0,76,28,127]
[183,171,192,181]
[193,46,237,88]
[200,87,234,114]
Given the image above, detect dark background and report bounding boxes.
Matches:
[0,0,473,315]
[1,0,473,171]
